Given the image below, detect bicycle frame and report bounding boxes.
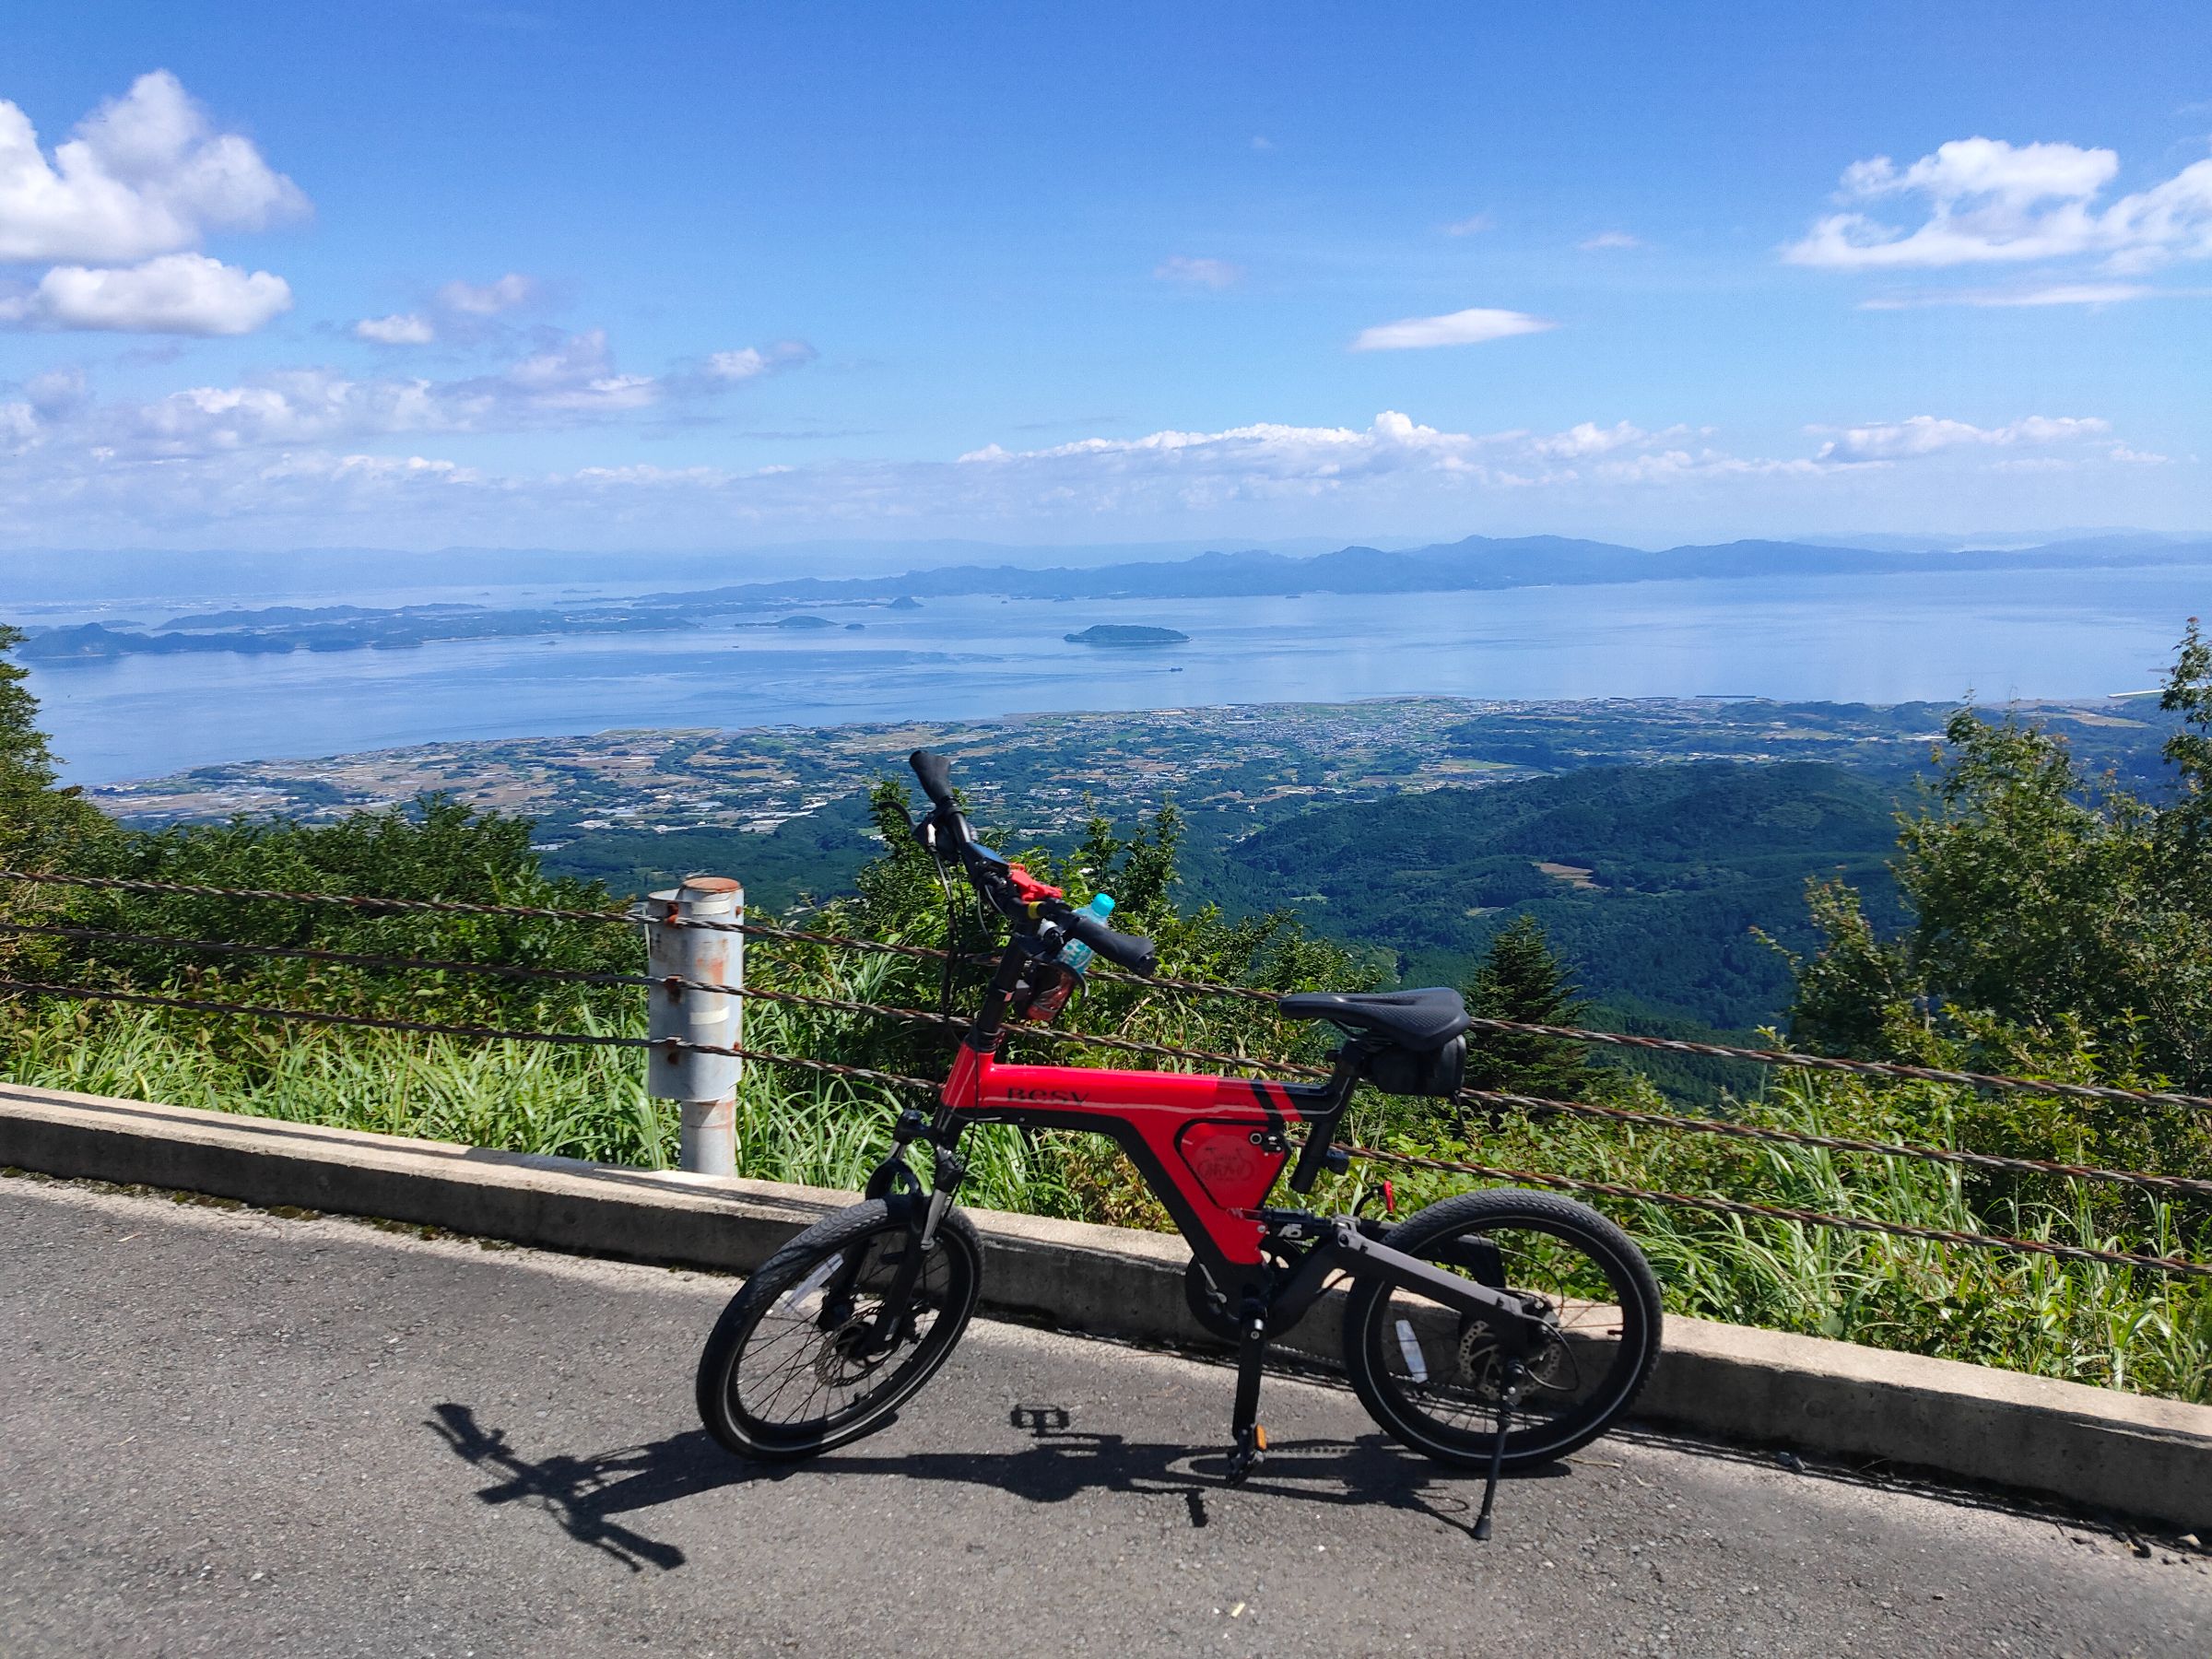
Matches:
[871,939,1546,1361]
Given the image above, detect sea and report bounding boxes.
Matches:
[20,561,2210,786]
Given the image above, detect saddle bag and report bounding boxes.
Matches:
[1361,1033,1465,1098]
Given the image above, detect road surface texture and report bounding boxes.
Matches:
[3,1171,2206,1658]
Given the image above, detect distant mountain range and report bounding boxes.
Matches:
[17,530,2209,662]
[653,531,2212,606]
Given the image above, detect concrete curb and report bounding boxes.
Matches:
[5,1080,2208,1533]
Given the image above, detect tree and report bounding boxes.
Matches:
[1790,620,2212,1095]
[1462,913,1597,1100]
[0,626,115,976]
[0,625,110,875]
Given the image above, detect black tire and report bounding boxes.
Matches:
[1342,1188,1662,1471]
[696,1199,982,1461]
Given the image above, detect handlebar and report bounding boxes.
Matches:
[908,747,1157,978]
[1063,905,1159,977]
[908,748,957,812]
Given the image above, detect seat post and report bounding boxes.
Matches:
[1286,1049,1362,1194]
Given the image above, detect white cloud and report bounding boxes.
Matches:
[354,312,434,345]
[1442,214,1493,236]
[1589,448,1830,485]
[1956,280,2152,307]
[1350,306,1554,350]
[1785,137,2212,273]
[14,323,819,463]
[0,252,291,335]
[1857,281,2159,310]
[500,328,656,410]
[4,388,2171,549]
[704,339,817,381]
[1810,413,2109,463]
[22,365,87,416]
[953,412,1849,503]
[352,276,551,345]
[0,70,306,263]
[436,273,535,315]
[1529,420,1666,459]
[105,371,440,453]
[1154,255,1242,289]
[2109,443,2172,465]
[264,451,481,486]
[1577,230,1642,251]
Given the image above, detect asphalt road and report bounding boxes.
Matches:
[3,1173,2207,1659]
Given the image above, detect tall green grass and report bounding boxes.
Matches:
[0,988,1089,1219]
[1351,1070,2212,1403]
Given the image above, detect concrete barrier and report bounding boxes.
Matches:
[4,1079,2207,1534]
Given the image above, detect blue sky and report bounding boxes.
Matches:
[1,1,2208,553]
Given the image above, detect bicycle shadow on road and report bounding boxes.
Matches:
[426,1400,1564,1572]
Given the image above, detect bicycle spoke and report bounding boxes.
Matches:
[1370,1213,1644,1460]
[725,1224,963,1440]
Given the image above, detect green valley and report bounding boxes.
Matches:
[1208,760,1906,1032]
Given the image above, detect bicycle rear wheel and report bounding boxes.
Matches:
[696,1199,982,1460]
[1343,1188,1661,1471]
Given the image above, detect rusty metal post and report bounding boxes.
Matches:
[633,875,743,1176]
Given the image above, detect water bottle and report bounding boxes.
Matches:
[1056,893,1115,975]
[1028,894,1113,1022]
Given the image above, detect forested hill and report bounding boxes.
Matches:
[1207,760,1905,1033]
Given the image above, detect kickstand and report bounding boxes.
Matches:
[1224,1310,1268,1484]
[1472,1359,1525,1542]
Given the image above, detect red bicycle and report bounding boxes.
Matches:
[697,751,1663,1535]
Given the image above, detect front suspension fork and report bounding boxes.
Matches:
[854,1110,969,1350]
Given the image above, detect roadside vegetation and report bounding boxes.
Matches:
[2,618,2208,1403]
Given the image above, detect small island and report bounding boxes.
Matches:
[1064,624,1190,648]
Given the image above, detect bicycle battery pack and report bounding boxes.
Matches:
[1175,1119,1291,1211]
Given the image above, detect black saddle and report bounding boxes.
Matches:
[1278,987,1470,1051]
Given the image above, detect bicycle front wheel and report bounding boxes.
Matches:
[696,1199,982,1460]
[1343,1188,1662,1471]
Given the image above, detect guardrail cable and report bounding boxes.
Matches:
[0,975,943,1097]
[1337,1143,2212,1280]
[14,914,2209,1203]
[0,867,953,959]
[1458,1017,2212,1114]
[7,866,2206,1113]
[1453,1086,2212,1202]
[0,917,1328,1079]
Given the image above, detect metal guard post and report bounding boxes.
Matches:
[633,875,743,1175]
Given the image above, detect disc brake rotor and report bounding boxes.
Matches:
[812,1310,905,1385]
[1456,1308,1581,1402]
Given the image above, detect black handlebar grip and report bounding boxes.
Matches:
[908,749,956,810]
[1066,909,1158,978]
